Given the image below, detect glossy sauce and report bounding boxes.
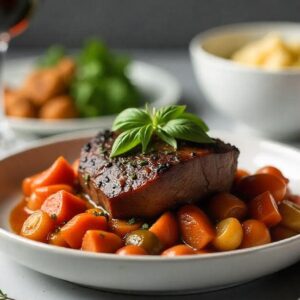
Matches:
[10,199,31,234]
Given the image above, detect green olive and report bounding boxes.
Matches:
[279,200,300,233]
[125,230,163,255]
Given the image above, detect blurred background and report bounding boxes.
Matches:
[11,0,300,49]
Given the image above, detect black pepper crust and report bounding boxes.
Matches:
[78,130,239,199]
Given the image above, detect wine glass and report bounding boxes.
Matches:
[0,0,37,154]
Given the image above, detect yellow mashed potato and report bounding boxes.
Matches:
[231,33,300,70]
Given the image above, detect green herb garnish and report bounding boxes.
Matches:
[110,105,214,157]
[50,214,57,220]
[0,289,15,300]
[128,217,136,225]
[141,223,150,230]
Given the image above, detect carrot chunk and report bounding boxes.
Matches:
[162,244,197,256]
[109,218,143,238]
[178,205,215,250]
[22,173,41,196]
[240,219,271,248]
[31,157,76,190]
[116,245,148,255]
[27,184,74,211]
[208,192,248,221]
[149,211,179,249]
[60,213,107,249]
[48,231,69,247]
[21,210,55,242]
[72,158,80,177]
[82,230,123,253]
[41,190,87,224]
[249,191,282,227]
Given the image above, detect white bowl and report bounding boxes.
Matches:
[0,130,299,294]
[190,22,300,138]
[3,59,181,135]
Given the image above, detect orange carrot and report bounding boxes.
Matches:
[162,244,197,256]
[208,192,248,221]
[270,225,298,241]
[41,190,87,224]
[48,231,69,247]
[249,191,282,227]
[178,205,215,250]
[240,219,271,248]
[109,218,143,238]
[116,245,148,255]
[82,230,123,253]
[22,173,41,196]
[21,210,55,242]
[27,184,74,211]
[72,158,80,177]
[149,211,179,249]
[233,169,250,186]
[60,213,107,249]
[31,156,76,191]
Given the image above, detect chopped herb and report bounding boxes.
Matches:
[140,160,148,166]
[130,173,137,180]
[141,223,150,230]
[0,289,15,300]
[50,214,57,220]
[128,217,136,225]
[84,174,90,184]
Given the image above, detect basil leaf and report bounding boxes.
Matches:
[156,129,177,149]
[112,108,151,131]
[139,124,153,153]
[110,128,141,157]
[162,119,214,144]
[155,105,186,125]
[181,112,209,132]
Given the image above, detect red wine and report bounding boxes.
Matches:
[0,0,36,37]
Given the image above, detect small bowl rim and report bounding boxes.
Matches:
[190,21,300,76]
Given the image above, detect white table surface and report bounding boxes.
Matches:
[0,50,299,300]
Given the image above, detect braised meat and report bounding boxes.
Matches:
[78,131,239,218]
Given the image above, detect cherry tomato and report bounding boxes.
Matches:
[161,244,197,256]
[278,200,300,233]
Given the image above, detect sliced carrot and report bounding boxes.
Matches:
[233,169,250,186]
[82,230,123,253]
[116,245,148,255]
[240,219,271,248]
[256,166,289,184]
[178,205,215,250]
[41,190,87,224]
[109,218,143,238]
[236,174,287,203]
[48,231,69,247]
[161,244,197,256]
[208,192,248,221]
[31,157,76,190]
[249,191,282,227]
[22,173,41,196]
[27,184,74,211]
[60,213,107,249]
[149,211,179,249]
[21,210,55,242]
[270,225,298,241]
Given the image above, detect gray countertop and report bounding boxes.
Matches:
[0,50,299,300]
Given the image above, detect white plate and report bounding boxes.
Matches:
[3,58,181,135]
[0,130,299,294]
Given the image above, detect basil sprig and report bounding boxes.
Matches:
[110,105,214,157]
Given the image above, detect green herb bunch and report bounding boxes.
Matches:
[110,105,214,157]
